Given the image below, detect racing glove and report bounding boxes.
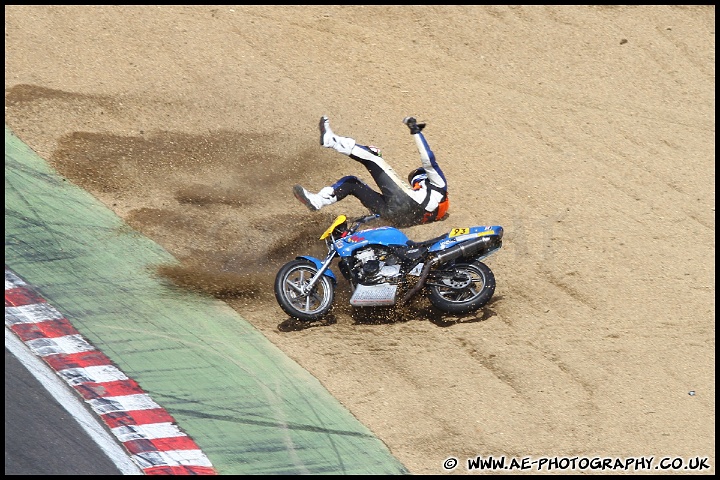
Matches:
[403,116,426,135]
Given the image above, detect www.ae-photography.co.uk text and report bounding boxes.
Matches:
[442,455,712,473]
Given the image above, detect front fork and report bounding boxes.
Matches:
[301,250,337,296]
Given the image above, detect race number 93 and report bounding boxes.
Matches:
[449,228,469,237]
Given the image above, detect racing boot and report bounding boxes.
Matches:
[293,185,337,212]
[319,115,355,155]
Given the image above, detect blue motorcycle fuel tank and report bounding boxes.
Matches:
[335,227,410,256]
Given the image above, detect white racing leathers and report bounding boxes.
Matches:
[330,131,449,227]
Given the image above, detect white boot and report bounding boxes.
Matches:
[319,116,356,155]
[293,185,337,211]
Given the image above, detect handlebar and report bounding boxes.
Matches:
[349,213,380,233]
[358,213,380,224]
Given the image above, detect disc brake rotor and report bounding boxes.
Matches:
[440,272,472,289]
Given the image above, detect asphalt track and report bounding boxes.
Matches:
[4,124,409,475]
[5,331,138,475]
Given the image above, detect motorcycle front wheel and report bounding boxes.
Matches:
[428,261,495,314]
[274,259,335,321]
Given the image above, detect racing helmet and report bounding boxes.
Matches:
[408,167,427,187]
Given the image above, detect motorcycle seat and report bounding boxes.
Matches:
[405,234,447,249]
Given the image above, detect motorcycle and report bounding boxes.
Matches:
[274,213,503,321]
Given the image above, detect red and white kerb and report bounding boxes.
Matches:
[5,266,217,475]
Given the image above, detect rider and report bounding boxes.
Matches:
[293,115,450,228]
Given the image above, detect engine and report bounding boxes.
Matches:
[350,247,402,285]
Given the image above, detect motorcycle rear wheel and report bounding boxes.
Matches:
[274,259,334,321]
[428,260,495,314]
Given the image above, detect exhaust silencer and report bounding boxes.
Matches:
[431,236,492,265]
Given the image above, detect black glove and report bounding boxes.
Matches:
[403,116,426,134]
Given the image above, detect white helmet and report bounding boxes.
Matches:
[408,167,427,187]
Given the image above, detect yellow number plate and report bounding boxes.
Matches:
[320,214,347,240]
[449,228,469,237]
